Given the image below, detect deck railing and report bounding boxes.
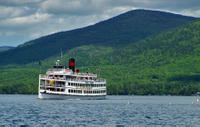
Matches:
[39,75,106,83]
[67,78,106,83]
[46,69,97,77]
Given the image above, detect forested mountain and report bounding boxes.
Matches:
[1,19,200,95]
[0,10,200,95]
[0,9,197,66]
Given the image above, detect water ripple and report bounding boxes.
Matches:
[0,95,199,127]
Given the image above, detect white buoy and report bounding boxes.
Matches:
[196,99,199,104]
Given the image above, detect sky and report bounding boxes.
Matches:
[0,0,200,47]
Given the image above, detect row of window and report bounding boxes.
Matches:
[84,90,106,94]
[40,84,65,87]
[40,88,65,92]
[68,83,106,87]
[68,89,106,94]
[68,89,82,93]
[40,80,65,86]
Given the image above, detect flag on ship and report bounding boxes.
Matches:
[39,61,42,66]
[97,68,100,72]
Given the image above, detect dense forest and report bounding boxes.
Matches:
[0,10,200,95]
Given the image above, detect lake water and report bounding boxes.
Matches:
[0,95,199,127]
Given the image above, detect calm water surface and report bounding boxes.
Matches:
[0,95,199,127]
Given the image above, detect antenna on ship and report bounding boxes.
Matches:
[39,60,42,74]
[60,48,63,64]
[97,67,100,77]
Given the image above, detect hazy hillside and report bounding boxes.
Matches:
[0,9,197,66]
[1,19,200,95]
[0,46,14,52]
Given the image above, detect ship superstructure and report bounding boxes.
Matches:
[38,58,106,99]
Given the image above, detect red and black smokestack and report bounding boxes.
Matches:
[69,58,75,72]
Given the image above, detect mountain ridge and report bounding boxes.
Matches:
[0,9,197,66]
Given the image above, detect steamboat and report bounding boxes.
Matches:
[38,58,106,99]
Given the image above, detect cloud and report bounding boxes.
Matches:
[108,0,200,11]
[0,0,200,46]
[40,0,108,15]
[0,5,38,19]
[0,13,51,29]
[0,0,43,6]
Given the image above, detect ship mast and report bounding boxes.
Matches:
[60,48,63,64]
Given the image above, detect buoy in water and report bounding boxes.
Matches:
[196,99,199,104]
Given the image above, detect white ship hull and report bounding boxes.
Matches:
[38,92,106,100]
